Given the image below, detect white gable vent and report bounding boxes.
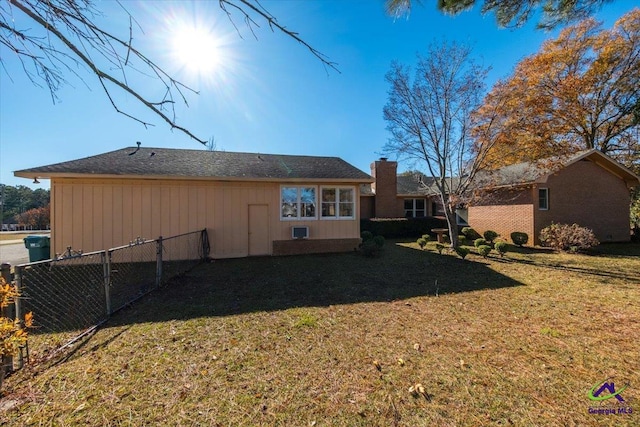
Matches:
[291,226,309,239]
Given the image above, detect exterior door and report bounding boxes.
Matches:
[248,204,270,256]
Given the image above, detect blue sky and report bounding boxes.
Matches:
[0,0,635,189]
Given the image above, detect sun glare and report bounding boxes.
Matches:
[172,24,221,74]
[151,4,241,93]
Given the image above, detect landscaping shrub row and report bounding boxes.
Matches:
[361,217,448,239]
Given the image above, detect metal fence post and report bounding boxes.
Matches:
[14,266,24,369]
[103,251,112,316]
[0,262,10,284]
[156,236,163,289]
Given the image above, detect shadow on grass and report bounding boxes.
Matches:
[492,242,640,282]
[489,255,640,282]
[107,241,524,326]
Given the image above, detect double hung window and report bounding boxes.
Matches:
[404,199,426,218]
[281,187,316,219]
[321,187,355,219]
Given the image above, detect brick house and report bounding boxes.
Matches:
[467,149,639,244]
[361,158,440,218]
[361,150,639,244]
[360,158,458,223]
[15,147,373,259]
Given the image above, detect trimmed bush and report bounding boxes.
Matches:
[416,238,427,250]
[483,230,499,243]
[454,246,470,259]
[373,235,385,248]
[435,243,445,254]
[510,232,529,247]
[360,232,385,257]
[461,227,481,240]
[361,231,374,242]
[477,245,492,258]
[421,234,431,242]
[539,223,599,252]
[457,235,466,245]
[360,240,379,257]
[474,238,487,248]
[494,241,509,257]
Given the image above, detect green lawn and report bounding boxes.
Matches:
[2,240,639,426]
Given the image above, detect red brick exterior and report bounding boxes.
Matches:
[273,238,361,256]
[469,160,633,244]
[371,159,400,218]
[535,160,631,243]
[360,195,375,219]
[468,204,535,243]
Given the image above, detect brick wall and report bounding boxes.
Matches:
[371,159,399,218]
[468,204,535,244]
[536,160,632,242]
[469,159,633,244]
[272,238,361,256]
[360,195,375,219]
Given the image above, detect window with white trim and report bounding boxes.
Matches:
[404,198,426,218]
[281,186,316,219]
[539,188,549,210]
[321,187,355,219]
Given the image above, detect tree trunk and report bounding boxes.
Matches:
[443,204,459,248]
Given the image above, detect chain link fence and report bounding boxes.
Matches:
[6,229,209,370]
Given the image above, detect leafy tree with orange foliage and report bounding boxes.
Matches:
[474,9,639,170]
[15,204,50,230]
[1,276,33,388]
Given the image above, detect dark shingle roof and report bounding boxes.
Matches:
[397,174,435,195]
[474,149,640,188]
[15,147,373,182]
[473,161,551,188]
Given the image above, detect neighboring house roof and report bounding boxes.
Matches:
[359,174,434,197]
[359,149,638,198]
[360,173,457,197]
[397,174,435,196]
[475,149,640,189]
[14,147,373,183]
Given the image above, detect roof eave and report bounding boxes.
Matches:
[14,171,373,184]
[565,150,640,187]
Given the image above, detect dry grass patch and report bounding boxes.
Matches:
[2,241,639,426]
[0,232,48,242]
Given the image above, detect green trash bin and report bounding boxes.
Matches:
[23,235,51,262]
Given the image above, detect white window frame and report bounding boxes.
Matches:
[320,186,356,220]
[404,198,426,218]
[280,186,317,220]
[539,188,549,210]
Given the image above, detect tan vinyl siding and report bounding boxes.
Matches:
[50,178,362,259]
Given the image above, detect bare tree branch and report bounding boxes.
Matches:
[1,0,339,144]
[219,0,339,74]
[383,41,493,247]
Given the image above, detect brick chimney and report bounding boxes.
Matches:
[371,158,398,218]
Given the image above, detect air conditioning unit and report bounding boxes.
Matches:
[291,226,309,239]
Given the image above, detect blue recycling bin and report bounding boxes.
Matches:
[23,235,51,262]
